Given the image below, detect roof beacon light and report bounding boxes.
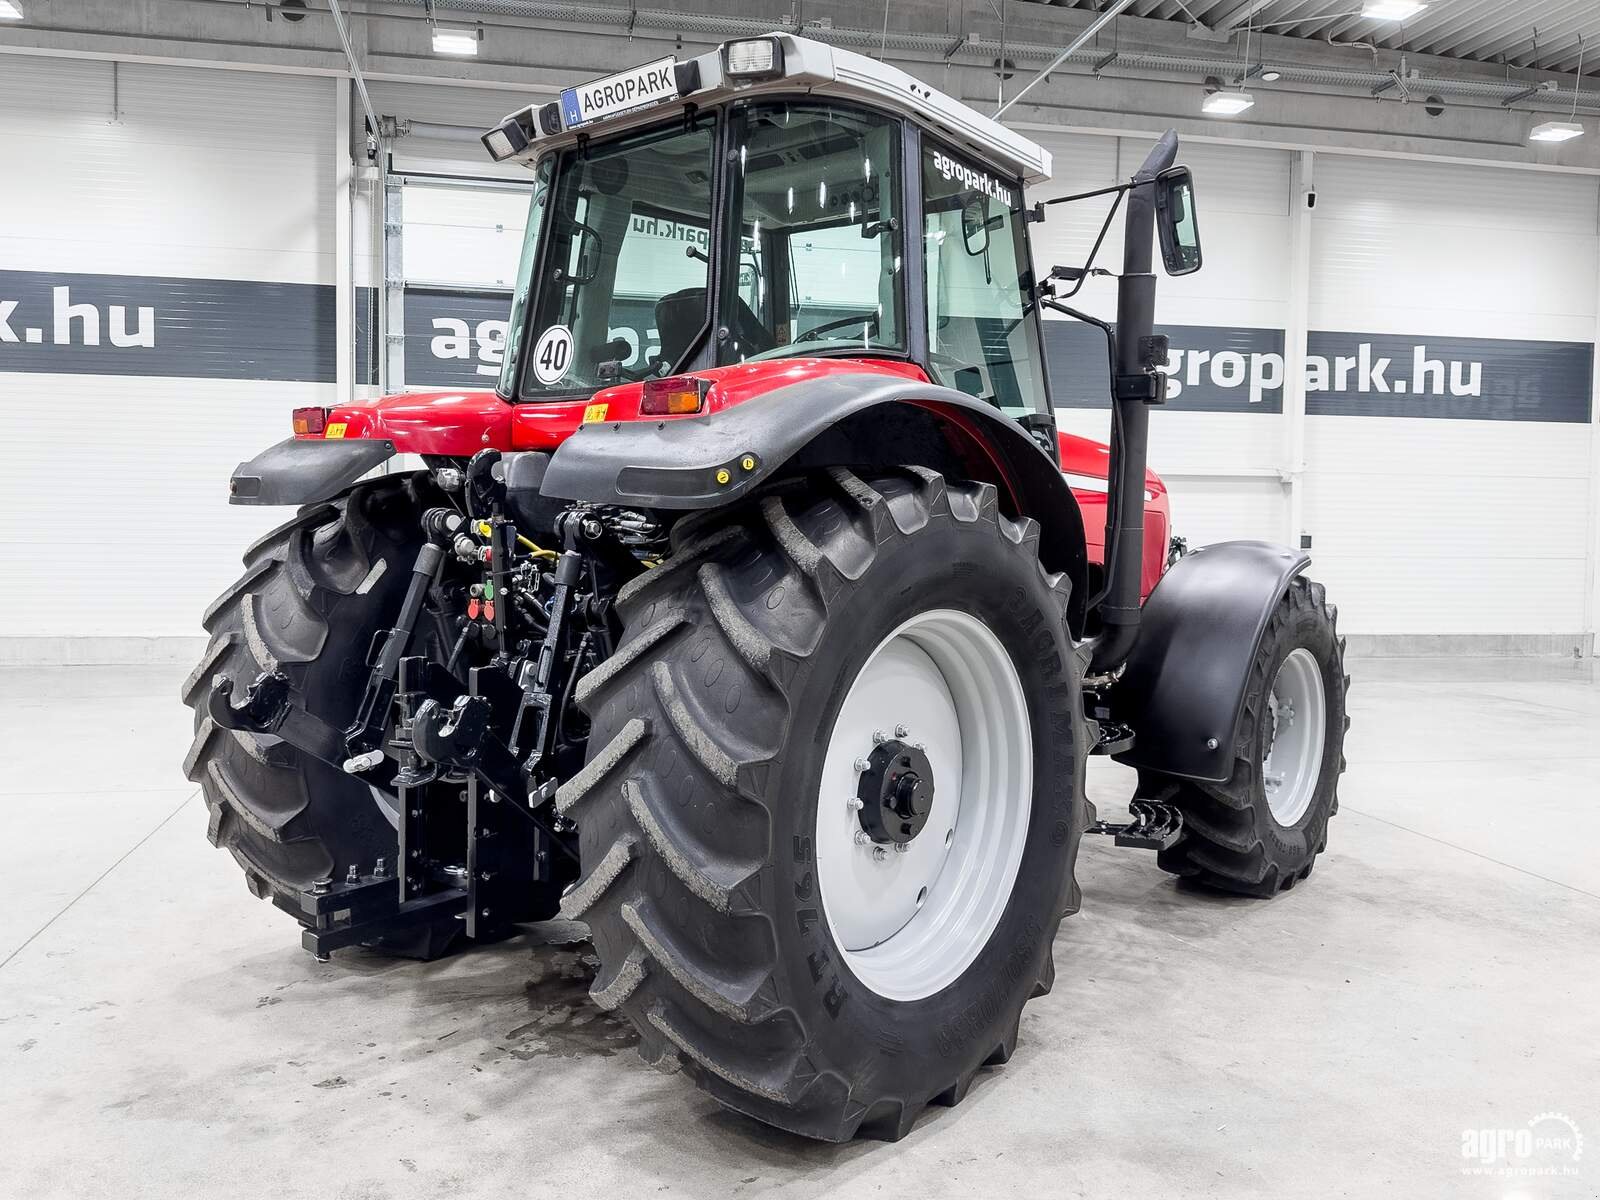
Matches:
[724,37,783,80]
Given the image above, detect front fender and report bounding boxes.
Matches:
[228,437,397,506]
[1111,540,1310,783]
[539,372,1090,627]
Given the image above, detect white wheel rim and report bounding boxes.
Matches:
[814,608,1032,1002]
[1263,647,1326,826]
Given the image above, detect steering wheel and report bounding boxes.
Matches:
[795,312,881,344]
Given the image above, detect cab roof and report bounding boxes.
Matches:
[484,33,1052,186]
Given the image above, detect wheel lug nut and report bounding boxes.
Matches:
[872,729,888,745]
[895,724,909,738]
[853,757,871,772]
[893,841,909,854]
[853,831,871,846]
[872,846,888,862]
[846,797,863,813]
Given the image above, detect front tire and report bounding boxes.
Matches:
[558,468,1088,1141]
[1143,576,1349,896]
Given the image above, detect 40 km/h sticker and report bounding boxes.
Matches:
[531,325,574,386]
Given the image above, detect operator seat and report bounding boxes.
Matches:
[655,288,776,366]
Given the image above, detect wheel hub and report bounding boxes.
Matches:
[815,608,1033,1001]
[856,740,935,844]
[1262,647,1327,826]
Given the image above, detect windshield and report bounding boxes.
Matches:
[720,102,904,364]
[516,115,717,396]
[497,156,552,394]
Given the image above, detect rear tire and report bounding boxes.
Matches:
[559,468,1088,1141]
[181,477,458,953]
[1143,576,1349,896]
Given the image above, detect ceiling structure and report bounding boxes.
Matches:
[1041,0,1600,74]
[3,0,1599,167]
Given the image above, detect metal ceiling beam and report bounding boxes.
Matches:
[1212,0,1284,33]
[994,0,1135,116]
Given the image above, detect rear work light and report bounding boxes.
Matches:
[482,113,531,161]
[723,36,783,80]
[640,375,711,416]
[292,406,328,436]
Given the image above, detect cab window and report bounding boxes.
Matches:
[720,103,905,363]
[920,142,1046,417]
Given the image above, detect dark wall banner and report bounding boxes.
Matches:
[1303,330,1593,422]
[0,269,334,382]
[402,287,514,390]
[1045,321,1287,413]
[1047,319,1593,423]
[4,270,1593,425]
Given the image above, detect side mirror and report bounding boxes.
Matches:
[1155,166,1201,276]
[961,197,991,257]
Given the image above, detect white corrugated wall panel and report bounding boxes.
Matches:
[0,58,333,282]
[0,58,335,645]
[402,185,531,288]
[1035,131,1294,547]
[1304,154,1598,636]
[1310,155,1598,342]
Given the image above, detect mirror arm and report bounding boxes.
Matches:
[1040,191,1123,300]
[1035,178,1134,208]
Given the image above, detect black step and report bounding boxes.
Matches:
[1086,798,1183,851]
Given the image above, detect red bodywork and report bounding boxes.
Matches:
[310,358,1171,598]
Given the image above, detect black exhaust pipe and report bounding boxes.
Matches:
[1088,130,1178,675]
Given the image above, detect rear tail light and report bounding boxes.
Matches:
[292,406,328,436]
[640,375,711,416]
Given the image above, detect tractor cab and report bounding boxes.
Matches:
[485,35,1057,426]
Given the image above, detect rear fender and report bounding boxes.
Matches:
[540,372,1090,630]
[228,437,397,506]
[1111,540,1311,783]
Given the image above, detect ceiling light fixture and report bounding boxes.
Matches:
[432,27,479,56]
[1261,69,1282,82]
[1203,90,1256,115]
[0,2,24,19]
[1529,120,1584,142]
[1362,1,1426,20]
[1531,36,1588,144]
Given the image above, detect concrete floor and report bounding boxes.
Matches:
[1,657,1595,1199]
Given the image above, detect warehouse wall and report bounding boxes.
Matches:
[0,55,337,656]
[1034,126,1598,645]
[1,49,1595,654]
[1303,155,1597,637]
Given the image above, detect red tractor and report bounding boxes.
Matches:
[188,34,1347,1142]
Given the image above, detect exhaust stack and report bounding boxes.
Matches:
[1089,130,1178,675]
